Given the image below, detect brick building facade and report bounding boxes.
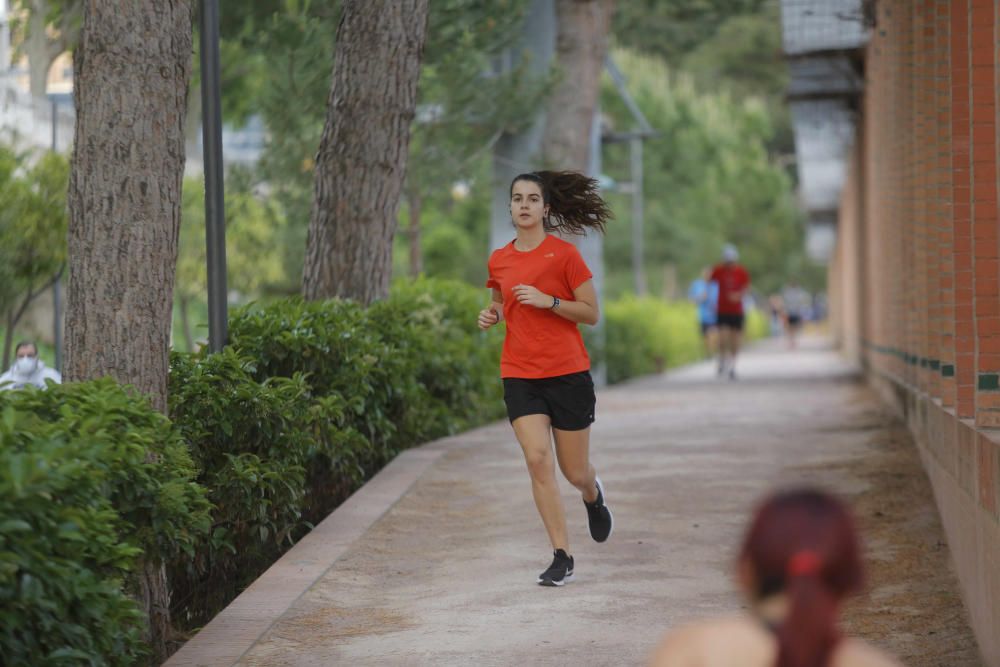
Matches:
[829,1,1000,661]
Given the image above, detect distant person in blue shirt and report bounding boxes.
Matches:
[688,268,719,356]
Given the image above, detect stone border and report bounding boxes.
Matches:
[164,433,471,667]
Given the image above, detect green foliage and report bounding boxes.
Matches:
[167,348,358,626]
[0,144,70,367]
[0,380,211,665]
[395,162,493,285]
[600,48,807,298]
[0,146,69,311]
[177,174,289,304]
[612,0,773,71]
[225,278,504,462]
[680,9,786,100]
[605,297,705,384]
[167,277,503,627]
[407,0,541,194]
[0,409,147,666]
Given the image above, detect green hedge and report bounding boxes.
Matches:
[167,277,505,630]
[0,278,504,662]
[0,381,210,666]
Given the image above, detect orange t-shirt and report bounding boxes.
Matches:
[486,235,593,379]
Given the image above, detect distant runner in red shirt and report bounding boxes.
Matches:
[478,170,614,587]
[710,244,751,380]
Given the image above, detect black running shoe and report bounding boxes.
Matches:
[584,476,614,543]
[537,549,574,586]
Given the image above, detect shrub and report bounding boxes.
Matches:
[167,348,361,628]
[0,380,211,665]
[168,277,504,629]
[226,277,504,465]
[605,296,704,383]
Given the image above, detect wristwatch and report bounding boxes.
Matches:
[551,296,560,310]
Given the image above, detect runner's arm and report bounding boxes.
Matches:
[478,289,504,330]
[510,281,598,325]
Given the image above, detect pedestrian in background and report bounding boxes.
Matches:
[0,341,61,390]
[782,281,811,350]
[710,244,750,380]
[689,267,719,357]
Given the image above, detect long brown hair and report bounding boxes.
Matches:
[510,171,612,235]
[740,489,864,667]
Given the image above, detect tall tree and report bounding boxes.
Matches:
[0,147,68,369]
[12,0,81,98]
[611,0,770,68]
[301,0,430,304]
[64,2,192,657]
[542,0,615,168]
[403,0,540,277]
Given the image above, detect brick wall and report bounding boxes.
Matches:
[832,1,1000,662]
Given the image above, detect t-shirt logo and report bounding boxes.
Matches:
[544,252,555,258]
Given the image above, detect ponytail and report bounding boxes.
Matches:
[739,490,864,667]
[510,171,613,235]
[775,551,841,667]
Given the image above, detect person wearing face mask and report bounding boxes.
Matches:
[0,341,62,390]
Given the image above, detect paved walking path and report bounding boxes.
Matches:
[167,337,980,667]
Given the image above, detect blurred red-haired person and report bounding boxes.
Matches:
[649,489,901,667]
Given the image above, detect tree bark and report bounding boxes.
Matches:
[66,0,191,412]
[407,190,422,278]
[541,0,615,169]
[2,309,14,372]
[65,3,192,656]
[301,0,430,305]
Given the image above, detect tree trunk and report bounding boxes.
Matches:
[408,191,422,278]
[301,0,430,305]
[541,0,615,169]
[23,0,58,98]
[66,0,191,411]
[2,309,13,371]
[65,1,192,657]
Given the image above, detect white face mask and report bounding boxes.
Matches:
[14,356,38,375]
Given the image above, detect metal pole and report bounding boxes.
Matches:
[200,0,228,352]
[491,0,554,251]
[53,277,61,372]
[630,136,647,296]
[582,106,607,386]
[0,0,9,76]
[50,98,63,370]
[50,98,57,152]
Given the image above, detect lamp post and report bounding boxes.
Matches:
[200,0,228,352]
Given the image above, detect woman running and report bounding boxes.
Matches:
[649,488,901,667]
[477,170,614,587]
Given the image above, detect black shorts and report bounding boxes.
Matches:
[716,313,745,330]
[700,321,716,336]
[787,314,803,327]
[503,371,596,431]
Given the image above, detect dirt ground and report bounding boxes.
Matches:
[826,403,981,666]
